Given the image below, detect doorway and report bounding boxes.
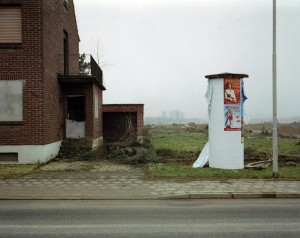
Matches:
[66,96,85,138]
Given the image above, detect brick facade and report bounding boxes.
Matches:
[0,0,104,163]
[43,0,80,144]
[0,0,44,145]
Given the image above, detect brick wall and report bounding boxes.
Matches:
[0,0,80,146]
[42,0,79,144]
[0,0,44,145]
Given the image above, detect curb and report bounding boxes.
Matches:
[1,193,299,200]
[276,193,300,198]
[158,192,296,199]
[232,192,276,199]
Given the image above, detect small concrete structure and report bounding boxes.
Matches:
[205,73,248,169]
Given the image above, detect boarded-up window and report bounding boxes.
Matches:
[0,7,22,43]
[0,80,23,121]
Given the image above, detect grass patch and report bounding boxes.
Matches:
[149,130,207,152]
[149,128,300,162]
[245,136,300,157]
[150,129,300,157]
[147,164,300,180]
[0,164,39,180]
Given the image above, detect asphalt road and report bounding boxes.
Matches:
[0,199,299,238]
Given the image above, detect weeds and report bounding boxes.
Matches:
[89,137,159,165]
[0,164,39,180]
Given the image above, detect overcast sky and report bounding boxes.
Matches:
[73,0,300,121]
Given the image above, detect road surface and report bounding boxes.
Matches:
[0,199,299,238]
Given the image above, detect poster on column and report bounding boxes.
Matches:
[224,78,241,131]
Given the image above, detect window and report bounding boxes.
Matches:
[63,30,69,75]
[0,153,18,163]
[0,80,23,122]
[0,7,22,47]
[95,94,99,119]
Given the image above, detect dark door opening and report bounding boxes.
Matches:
[66,96,85,138]
[103,112,137,142]
[67,96,85,122]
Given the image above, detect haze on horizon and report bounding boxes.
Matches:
[74,0,300,122]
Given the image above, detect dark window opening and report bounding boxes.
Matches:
[63,31,69,75]
[0,153,18,163]
[67,96,85,122]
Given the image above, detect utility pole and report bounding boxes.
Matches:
[272,0,279,178]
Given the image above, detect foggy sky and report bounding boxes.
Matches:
[73,0,300,121]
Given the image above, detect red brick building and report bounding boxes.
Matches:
[0,0,105,163]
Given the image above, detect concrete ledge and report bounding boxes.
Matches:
[0,141,62,164]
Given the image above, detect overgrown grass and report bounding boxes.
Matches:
[0,164,39,180]
[148,164,300,180]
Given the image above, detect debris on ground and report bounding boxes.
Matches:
[185,122,208,133]
[55,137,159,166]
[103,139,158,165]
[245,160,271,170]
[261,126,270,135]
[244,147,269,161]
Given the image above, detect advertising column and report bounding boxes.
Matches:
[203,73,248,170]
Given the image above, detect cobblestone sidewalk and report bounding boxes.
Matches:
[1,161,299,199]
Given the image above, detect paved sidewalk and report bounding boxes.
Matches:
[0,162,299,199]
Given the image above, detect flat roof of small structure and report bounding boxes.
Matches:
[102,104,144,113]
[205,72,249,79]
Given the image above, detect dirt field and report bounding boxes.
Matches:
[244,122,300,138]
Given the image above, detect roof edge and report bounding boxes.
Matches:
[57,75,106,90]
[205,72,249,79]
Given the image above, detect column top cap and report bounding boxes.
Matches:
[205,72,249,79]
